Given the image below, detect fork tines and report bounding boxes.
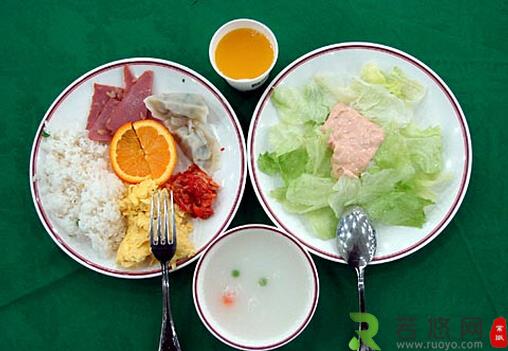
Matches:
[149,189,177,256]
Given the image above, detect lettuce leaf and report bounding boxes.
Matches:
[401,124,442,175]
[271,81,330,125]
[270,186,287,201]
[278,148,309,184]
[327,169,435,228]
[313,75,357,105]
[268,122,313,155]
[374,123,442,175]
[262,121,333,181]
[364,192,432,227]
[315,71,414,124]
[269,174,335,215]
[350,78,412,124]
[304,128,332,177]
[360,62,387,84]
[361,63,425,105]
[328,176,361,217]
[285,174,335,212]
[304,207,338,240]
[257,152,280,175]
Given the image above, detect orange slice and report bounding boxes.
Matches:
[110,119,177,185]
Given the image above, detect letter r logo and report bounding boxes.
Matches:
[349,312,381,350]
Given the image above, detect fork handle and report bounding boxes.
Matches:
[159,262,181,351]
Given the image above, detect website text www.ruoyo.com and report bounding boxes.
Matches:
[396,340,483,350]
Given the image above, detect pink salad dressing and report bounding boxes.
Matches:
[322,103,384,178]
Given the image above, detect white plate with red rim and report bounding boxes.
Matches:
[193,224,319,351]
[29,57,247,278]
[248,42,472,264]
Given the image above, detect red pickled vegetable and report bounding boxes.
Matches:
[164,164,219,219]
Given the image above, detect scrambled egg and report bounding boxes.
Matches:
[116,179,195,268]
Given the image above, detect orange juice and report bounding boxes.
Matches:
[215,28,274,80]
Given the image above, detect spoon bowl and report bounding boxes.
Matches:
[336,207,377,267]
[336,206,377,351]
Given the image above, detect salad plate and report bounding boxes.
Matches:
[248,42,472,264]
[30,58,247,278]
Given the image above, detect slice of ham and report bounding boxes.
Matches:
[87,66,153,142]
[86,84,123,130]
[88,99,121,142]
[123,65,136,92]
[105,70,154,133]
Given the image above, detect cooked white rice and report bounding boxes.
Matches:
[37,129,126,257]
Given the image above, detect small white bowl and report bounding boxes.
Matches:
[209,19,279,92]
[193,224,319,350]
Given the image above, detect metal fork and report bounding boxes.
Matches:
[149,189,182,351]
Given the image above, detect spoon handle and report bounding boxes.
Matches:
[355,267,373,351]
[355,266,370,351]
[355,266,366,313]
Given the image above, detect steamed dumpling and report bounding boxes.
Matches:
[144,93,220,172]
[174,124,213,163]
[145,93,209,123]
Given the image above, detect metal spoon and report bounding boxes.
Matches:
[336,206,377,351]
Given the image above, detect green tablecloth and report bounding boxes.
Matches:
[1,1,507,350]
